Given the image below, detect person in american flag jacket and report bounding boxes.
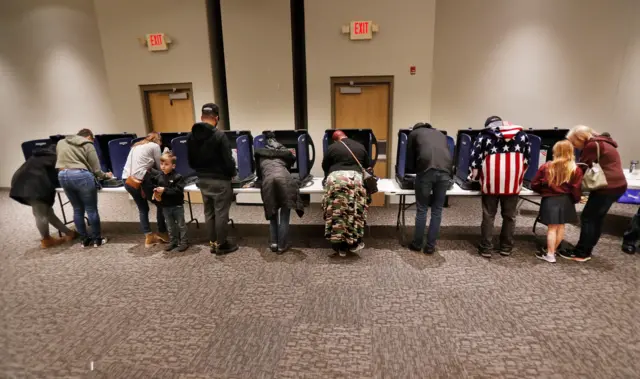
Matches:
[469,116,531,258]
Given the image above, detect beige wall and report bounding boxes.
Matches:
[431,0,640,165]
[0,0,115,186]
[305,0,438,177]
[221,0,295,135]
[93,0,215,136]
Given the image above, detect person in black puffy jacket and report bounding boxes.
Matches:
[254,133,304,253]
[10,145,78,248]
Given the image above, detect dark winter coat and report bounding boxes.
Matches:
[187,122,237,180]
[10,146,59,206]
[142,169,186,207]
[254,139,304,220]
[406,123,452,174]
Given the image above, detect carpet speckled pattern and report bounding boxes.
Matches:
[1,189,638,378]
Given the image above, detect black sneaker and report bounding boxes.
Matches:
[93,237,108,247]
[499,247,513,257]
[165,243,178,252]
[270,243,279,253]
[216,241,238,256]
[423,246,436,255]
[559,249,591,262]
[81,237,93,248]
[478,249,492,259]
[277,244,290,255]
[622,244,636,254]
[177,244,189,252]
[408,242,422,252]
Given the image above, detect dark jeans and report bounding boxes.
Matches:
[58,170,100,239]
[124,183,167,235]
[412,170,450,249]
[163,205,188,246]
[199,178,233,244]
[623,207,640,247]
[269,207,291,249]
[574,192,621,256]
[480,194,519,252]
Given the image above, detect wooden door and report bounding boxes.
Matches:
[146,91,202,203]
[147,92,195,132]
[334,83,390,206]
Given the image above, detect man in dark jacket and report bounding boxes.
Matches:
[187,103,238,255]
[254,133,305,253]
[10,145,77,248]
[406,123,452,254]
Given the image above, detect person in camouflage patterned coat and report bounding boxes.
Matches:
[322,131,370,256]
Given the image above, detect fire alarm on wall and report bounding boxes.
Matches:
[410,66,416,75]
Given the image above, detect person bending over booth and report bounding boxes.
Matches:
[562,125,627,262]
[405,122,452,255]
[10,145,78,248]
[622,207,640,254]
[470,116,531,258]
[56,129,112,248]
[254,132,305,254]
[322,130,370,257]
[187,103,238,255]
[122,132,169,248]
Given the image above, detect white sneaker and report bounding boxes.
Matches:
[349,242,365,253]
[536,252,556,263]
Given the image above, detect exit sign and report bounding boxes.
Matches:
[350,21,372,40]
[146,33,168,51]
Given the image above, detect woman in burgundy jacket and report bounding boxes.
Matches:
[562,125,628,262]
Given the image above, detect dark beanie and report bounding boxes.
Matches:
[485,116,502,127]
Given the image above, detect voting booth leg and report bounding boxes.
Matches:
[185,193,200,228]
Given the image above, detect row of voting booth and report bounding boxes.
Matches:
[22,127,575,191]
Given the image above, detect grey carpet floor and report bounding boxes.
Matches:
[1,190,638,378]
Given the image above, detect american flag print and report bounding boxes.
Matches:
[470,125,531,195]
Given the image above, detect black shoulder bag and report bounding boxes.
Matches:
[340,141,378,195]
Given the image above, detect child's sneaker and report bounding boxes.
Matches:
[93,237,108,247]
[536,251,556,263]
[81,237,93,248]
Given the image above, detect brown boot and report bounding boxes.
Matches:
[63,230,79,243]
[144,233,159,248]
[41,236,64,249]
[155,232,170,243]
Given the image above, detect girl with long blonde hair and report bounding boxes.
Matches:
[531,140,584,262]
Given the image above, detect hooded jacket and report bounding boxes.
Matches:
[55,135,108,179]
[579,136,627,195]
[406,123,452,175]
[186,122,237,180]
[10,146,59,206]
[254,138,305,220]
[531,162,584,203]
[470,121,531,195]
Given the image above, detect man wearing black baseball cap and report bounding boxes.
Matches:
[187,103,238,255]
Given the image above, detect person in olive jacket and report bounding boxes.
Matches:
[10,145,77,248]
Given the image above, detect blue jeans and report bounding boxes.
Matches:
[269,207,291,249]
[58,170,101,239]
[124,183,167,235]
[412,170,450,249]
[163,206,188,246]
[575,192,621,256]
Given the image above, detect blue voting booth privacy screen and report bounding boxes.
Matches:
[322,129,379,168]
[107,138,134,180]
[224,131,254,182]
[94,133,136,173]
[171,136,195,178]
[254,130,315,183]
